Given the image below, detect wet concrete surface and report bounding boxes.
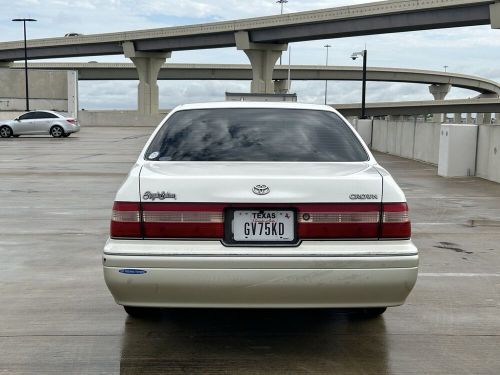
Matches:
[0,127,499,374]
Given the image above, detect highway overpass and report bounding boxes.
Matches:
[13,62,500,98]
[2,0,500,113]
[1,0,499,61]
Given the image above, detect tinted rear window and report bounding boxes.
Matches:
[145,108,368,162]
[31,112,58,119]
[38,112,58,119]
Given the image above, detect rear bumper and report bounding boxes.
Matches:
[103,239,418,308]
[66,124,80,133]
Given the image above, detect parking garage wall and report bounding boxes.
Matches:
[476,125,500,183]
[77,110,167,127]
[360,118,500,184]
[371,119,441,165]
[0,68,77,117]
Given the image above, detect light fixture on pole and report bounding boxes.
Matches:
[324,44,331,105]
[276,0,288,65]
[351,49,368,119]
[12,18,37,112]
[443,65,448,72]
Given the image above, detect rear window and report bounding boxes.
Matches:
[145,108,368,162]
[34,112,58,119]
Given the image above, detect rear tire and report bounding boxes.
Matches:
[123,305,161,319]
[50,125,64,138]
[0,126,12,138]
[359,307,387,318]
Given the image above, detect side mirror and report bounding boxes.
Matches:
[14,118,20,121]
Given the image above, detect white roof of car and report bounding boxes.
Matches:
[174,101,338,112]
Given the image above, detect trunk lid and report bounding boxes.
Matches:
[139,162,382,203]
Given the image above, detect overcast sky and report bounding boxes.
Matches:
[2,0,500,110]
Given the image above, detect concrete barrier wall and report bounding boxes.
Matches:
[0,68,72,112]
[414,122,440,164]
[1,108,167,126]
[372,119,440,164]
[476,125,500,183]
[369,118,500,183]
[372,119,388,153]
[78,110,168,127]
[0,68,78,116]
[0,69,68,99]
[0,98,68,112]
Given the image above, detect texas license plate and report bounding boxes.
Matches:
[232,210,295,242]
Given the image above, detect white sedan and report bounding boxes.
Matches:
[0,110,80,138]
[103,102,418,318]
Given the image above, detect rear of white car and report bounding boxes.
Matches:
[103,102,418,315]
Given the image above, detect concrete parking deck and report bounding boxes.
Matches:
[0,127,499,374]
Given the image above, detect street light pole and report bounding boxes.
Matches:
[361,49,367,119]
[276,0,288,65]
[351,49,368,119]
[324,44,331,105]
[12,18,37,112]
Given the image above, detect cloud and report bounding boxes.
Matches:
[160,80,249,108]
[79,79,479,111]
[78,81,138,109]
[2,0,500,109]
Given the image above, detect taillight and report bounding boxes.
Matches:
[109,202,411,240]
[298,203,380,239]
[142,203,224,238]
[380,203,411,239]
[110,202,142,238]
[66,118,76,124]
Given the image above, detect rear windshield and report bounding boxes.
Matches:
[145,108,368,162]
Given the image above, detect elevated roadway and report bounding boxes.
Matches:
[3,0,500,113]
[334,98,500,116]
[0,0,499,61]
[13,62,500,96]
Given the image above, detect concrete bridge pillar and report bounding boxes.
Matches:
[429,83,451,100]
[123,41,170,115]
[274,79,289,94]
[476,113,485,125]
[466,113,473,124]
[491,2,500,29]
[453,113,462,123]
[235,31,287,94]
[496,114,500,125]
[429,84,451,123]
[484,113,492,124]
[430,113,445,123]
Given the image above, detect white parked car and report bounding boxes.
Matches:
[0,110,80,138]
[103,102,418,318]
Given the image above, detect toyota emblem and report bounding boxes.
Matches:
[252,184,270,195]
